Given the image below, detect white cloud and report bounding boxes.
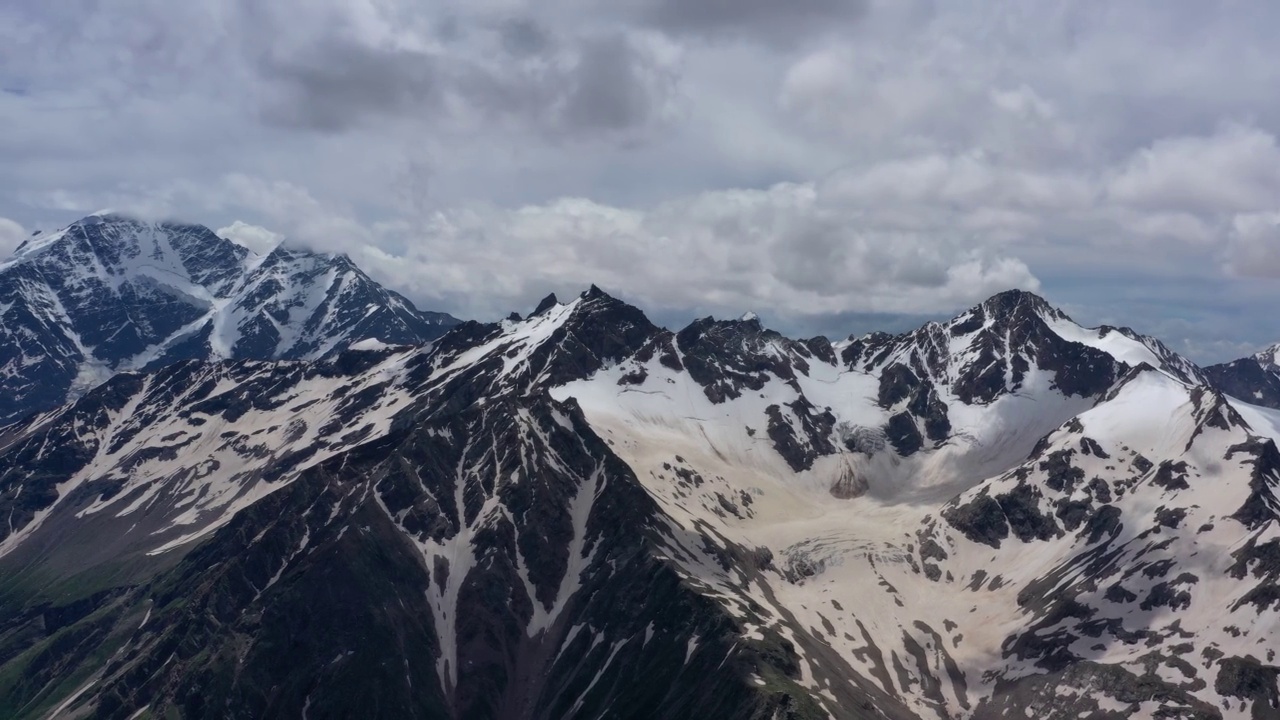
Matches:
[820,152,1095,214]
[989,86,1055,122]
[29,113,1280,324]
[1226,212,1280,278]
[281,182,1042,320]
[0,218,26,259]
[1106,125,1280,215]
[216,221,282,255]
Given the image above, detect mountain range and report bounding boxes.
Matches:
[0,214,1277,719]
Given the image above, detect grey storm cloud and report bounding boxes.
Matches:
[2,0,1280,362]
[497,17,554,57]
[258,41,443,132]
[638,0,869,45]
[250,16,676,137]
[563,35,670,133]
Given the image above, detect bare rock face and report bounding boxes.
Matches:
[830,469,869,499]
[1205,344,1280,410]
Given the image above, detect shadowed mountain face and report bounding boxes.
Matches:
[1206,343,1280,410]
[0,214,458,425]
[0,233,1277,719]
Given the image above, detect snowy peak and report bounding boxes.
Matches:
[1205,341,1280,410]
[0,297,840,720]
[2,213,250,295]
[223,239,453,360]
[841,290,1114,428]
[0,213,458,424]
[927,366,1280,713]
[525,286,660,388]
[1256,342,1280,371]
[422,286,660,400]
[670,313,832,406]
[550,290,1199,482]
[844,289,1202,407]
[977,287,1063,324]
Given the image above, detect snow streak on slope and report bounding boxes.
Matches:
[0,348,422,564]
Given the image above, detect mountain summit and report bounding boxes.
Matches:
[1206,341,1280,410]
[0,214,457,424]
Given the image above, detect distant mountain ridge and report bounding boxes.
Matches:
[0,213,458,424]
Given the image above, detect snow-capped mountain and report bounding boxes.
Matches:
[1206,342,1280,410]
[922,369,1280,717]
[0,213,458,425]
[0,278,1275,719]
[1258,344,1280,372]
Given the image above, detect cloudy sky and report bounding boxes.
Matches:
[2,0,1278,360]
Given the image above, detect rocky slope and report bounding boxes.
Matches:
[0,275,1276,718]
[1206,343,1280,410]
[0,213,457,425]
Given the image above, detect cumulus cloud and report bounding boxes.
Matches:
[344,122,1274,323]
[217,178,1038,321]
[257,40,443,132]
[1106,125,1280,215]
[216,220,282,255]
[1226,212,1280,278]
[2,0,683,143]
[0,217,26,259]
[253,27,684,138]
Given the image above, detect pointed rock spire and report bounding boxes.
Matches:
[532,293,559,317]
